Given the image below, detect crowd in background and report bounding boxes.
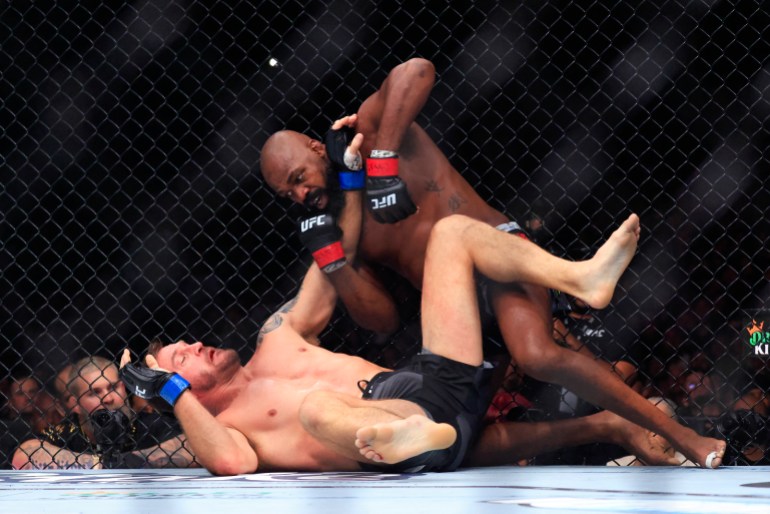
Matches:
[3,285,768,469]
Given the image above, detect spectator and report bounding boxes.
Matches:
[51,362,77,416]
[12,355,197,469]
[6,373,43,419]
[1,372,49,469]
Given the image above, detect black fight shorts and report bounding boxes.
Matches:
[358,352,493,472]
[478,220,528,317]
[478,220,564,317]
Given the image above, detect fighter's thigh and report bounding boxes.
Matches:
[300,390,426,427]
[488,282,558,362]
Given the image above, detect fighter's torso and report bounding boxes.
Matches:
[354,104,508,288]
[215,329,386,471]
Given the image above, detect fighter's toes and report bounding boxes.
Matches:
[703,445,725,469]
[360,448,383,462]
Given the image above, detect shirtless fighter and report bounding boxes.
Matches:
[259,58,725,468]
[118,213,723,474]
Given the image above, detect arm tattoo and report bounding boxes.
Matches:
[19,437,199,470]
[256,296,298,346]
[257,314,283,346]
[26,447,99,470]
[426,180,443,193]
[279,296,299,313]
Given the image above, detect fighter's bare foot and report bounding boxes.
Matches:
[578,213,641,309]
[674,430,726,469]
[599,409,680,466]
[354,415,456,464]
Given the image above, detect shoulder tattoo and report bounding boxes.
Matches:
[256,296,298,346]
[279,296,299,313]
[257,313,283,346]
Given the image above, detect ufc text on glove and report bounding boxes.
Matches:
[365,150,417,223]
[298,214,347,273]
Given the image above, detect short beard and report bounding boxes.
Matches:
[305,164,346,217]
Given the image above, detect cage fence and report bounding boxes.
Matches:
[2,0,770,469]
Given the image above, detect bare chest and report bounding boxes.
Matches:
[216,376,360,471]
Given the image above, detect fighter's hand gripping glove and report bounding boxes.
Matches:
[365,150,416,223]
[119,363,190,409]
[298,213,346,273]
[324,126,364,190]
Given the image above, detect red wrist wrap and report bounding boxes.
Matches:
[312,242,345,269]
[366,157,398,177]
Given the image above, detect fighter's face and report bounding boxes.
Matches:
[262,140,334,210]
[155,340,241,394]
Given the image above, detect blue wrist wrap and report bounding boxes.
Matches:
[159,374,191,406]
[338,169,365,190]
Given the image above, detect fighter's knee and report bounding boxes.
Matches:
[299,390,332,432]
[430,215,473,244]
[510,341,563,381]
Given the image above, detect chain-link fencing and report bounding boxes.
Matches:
[2,0,769,469]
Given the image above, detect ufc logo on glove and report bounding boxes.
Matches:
[301,215,329,232]
[370,193,397,210]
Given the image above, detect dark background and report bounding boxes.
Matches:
[2,0,770,454]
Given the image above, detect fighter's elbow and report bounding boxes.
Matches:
[387,58,435,88]
[401,58,435,83]
[202,444,258,476]
[206,456,257,476]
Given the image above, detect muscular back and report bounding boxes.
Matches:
[354,102,508,287]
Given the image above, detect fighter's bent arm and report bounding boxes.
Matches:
[325,261,399,334]
[172,391,257,475]
[295,188,399,336]
[360,57,436,150]
[317,59,437,331]
[325,189,399,334]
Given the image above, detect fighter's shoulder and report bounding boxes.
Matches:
[256,298,298,347]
